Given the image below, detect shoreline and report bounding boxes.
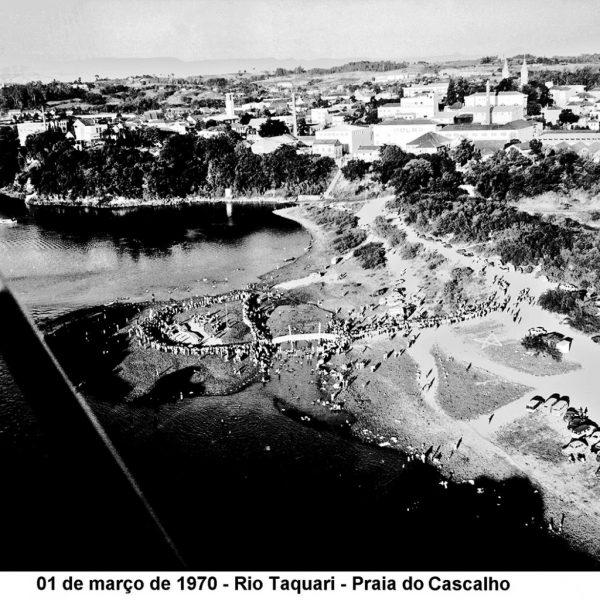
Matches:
[37,196,600,566]
[24,193,297,210]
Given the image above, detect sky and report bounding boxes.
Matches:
[1,0,599,63]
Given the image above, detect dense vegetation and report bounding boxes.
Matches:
[306,206,367,253]
[353,242,387,269]
[20,129,335,200]
[538,289,600,333]
[368,140,600,332]
[371,215,405,247]
[273,61,409,78]
[521,334,562,362]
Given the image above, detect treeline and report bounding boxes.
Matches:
[273,61,409,78]
[534,66,600,89]
[465,144,600,201]
[0,81,100,110]
[21,129,335,200]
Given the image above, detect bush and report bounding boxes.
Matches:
[333,229,367,253]
[372,215,406,247]
[521,334,562,362]
[538,288,579,314]
[353,242,387,269]
[399,241,422,260]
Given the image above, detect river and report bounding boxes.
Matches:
[0,197,592,570]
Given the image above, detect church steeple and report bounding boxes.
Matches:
[520,56,529,88]
[502,57,510,80]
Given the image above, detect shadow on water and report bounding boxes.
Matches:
[25,203,300,257]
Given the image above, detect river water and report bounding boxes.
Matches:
[0,197,593,570]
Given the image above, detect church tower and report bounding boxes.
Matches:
[502,58,510,80]
[520,56,529,88]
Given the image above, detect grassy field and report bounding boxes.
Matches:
[483,340,580,376]
[495,412,566,466]
[267,302,332,338]
[433,347,532,420]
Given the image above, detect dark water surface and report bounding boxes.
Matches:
[0,198,595,570]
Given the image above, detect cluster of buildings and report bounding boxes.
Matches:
[4,55,600,162]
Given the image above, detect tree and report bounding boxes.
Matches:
[529,139,543,155]
[0,126,19,187]
[558,109,579,125]
[393,158,434,194]
[451,139,479,166]
[258,118,289,137]
[342,159,369,181]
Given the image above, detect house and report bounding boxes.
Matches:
[549,85,585,108]
[312,139,343,159]
[542,106,564,126]
[404,82,449,99]
[73,118,108,145]
[310,108,331,126]
[372,119,438,150]
[405,131,452,155]
[399,92,439,119]
[378,103,408,120]
[314,123,372,154]
[354,145,381,162]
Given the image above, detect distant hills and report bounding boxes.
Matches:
[0,56,366,83]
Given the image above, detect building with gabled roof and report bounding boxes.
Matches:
[314,123,372,153]
[406,131,452,155]
[312,139,342,159]
[372,118,438,149]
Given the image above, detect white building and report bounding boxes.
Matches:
[377,103,407,120]
[312,139,343,159]
[542,106,564,125]
[225,93,235,118]
[398,93,439,119]
[459,104,525,125]
[440,119,538,144]
[539,130,600,147]
[310,108,332,126]
[406,131,452,155]
[314,124,372,153]
[354,145,381,162]
[549,85,585,108]
[464,91,527,109]
[73,118,108,145]
[403,82,449,99]
[372,119,438,149]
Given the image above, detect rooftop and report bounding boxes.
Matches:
[406,131,452,148]
[314,139,341,146]
[376,118,436,126]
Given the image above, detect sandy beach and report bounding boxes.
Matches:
[265,196,600,560]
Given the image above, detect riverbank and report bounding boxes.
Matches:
[37,194,600,566]
[25,193,297,209]
[270,197,600,563]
